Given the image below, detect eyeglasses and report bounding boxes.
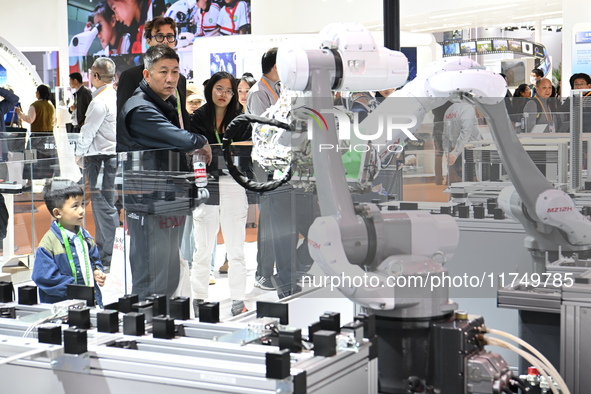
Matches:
[93,72,101,81]
[214,86,234,97]
[149,34,177,43]
[574,83,589,88]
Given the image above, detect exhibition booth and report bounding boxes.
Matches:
[1,1,591,393]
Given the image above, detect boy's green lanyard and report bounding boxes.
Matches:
[176,89,181,116]
[57,223,91,286]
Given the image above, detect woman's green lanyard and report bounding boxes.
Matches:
[57,223,92,286]
[213,120,222,144]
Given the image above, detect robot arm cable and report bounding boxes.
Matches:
[22,312,59,338]
[222,114,293,192]
[485,327,566,392]
[484,336,566,394]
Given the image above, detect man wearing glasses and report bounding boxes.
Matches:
[567,73,591,133]
[570,73,591,93]
[117,16,190,151]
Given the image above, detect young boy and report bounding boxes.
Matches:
[32,180,106,307]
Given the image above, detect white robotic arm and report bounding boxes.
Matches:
[361,53,591,269]
[535,189,591,245]
[463,93,591,268]
[278,24,460,316]
[274,24,529,394]
[362,57,507,144]
[280,23,408,92]
[278,23,591,311]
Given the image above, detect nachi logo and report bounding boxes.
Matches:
[302,107,419,142]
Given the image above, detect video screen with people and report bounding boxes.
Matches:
[68,0,252,76]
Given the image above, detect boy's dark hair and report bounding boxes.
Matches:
[144,44,179,72]
[261,47,278,75]
[43,180,84,218]
[69,72,83,84]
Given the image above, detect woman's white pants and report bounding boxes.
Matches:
[190,177,248,301]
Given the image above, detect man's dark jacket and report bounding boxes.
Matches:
[119,80,206,163]
[74,84,92,126]
[117,63,189,151]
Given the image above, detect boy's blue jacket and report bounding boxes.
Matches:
[32,221,103,306]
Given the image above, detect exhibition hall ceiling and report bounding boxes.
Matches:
[375,0,562,33]
[69,0,563,34]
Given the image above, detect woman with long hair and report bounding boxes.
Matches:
[211,72,257,275]
[189,71,251,317]
[237,72,256,113]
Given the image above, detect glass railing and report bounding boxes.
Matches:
[117,144,316,317]
[2,133,90,282]
[118,148,197,304]
[3,97,587,317]
[390,98,578,206]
